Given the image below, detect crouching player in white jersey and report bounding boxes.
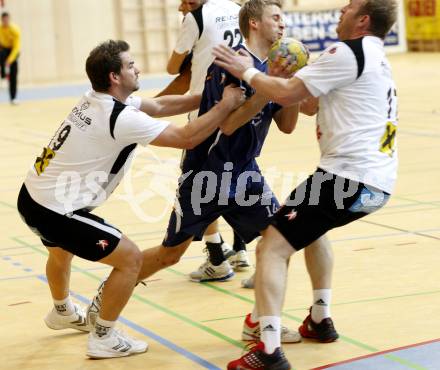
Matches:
[214,0,399,368]
[16,40,244,359]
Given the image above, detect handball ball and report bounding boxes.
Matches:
[268,37,310,74]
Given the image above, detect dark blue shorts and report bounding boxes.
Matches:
[163,171,279,247]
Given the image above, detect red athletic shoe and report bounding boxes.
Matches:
[298,308,339,343]
[227,341,291,370]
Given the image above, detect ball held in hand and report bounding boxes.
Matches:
[268,38,310,74]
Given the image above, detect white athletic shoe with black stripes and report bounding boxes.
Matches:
[189,260,234,282]
[44,303,90,332]
[87,328,148,358]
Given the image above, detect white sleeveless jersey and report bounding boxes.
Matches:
[24,90,169,215]
[174,0,240,119]
[296,36,398,194]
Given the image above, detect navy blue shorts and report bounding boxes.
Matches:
[271,168,390,251]
[163,171,279,246]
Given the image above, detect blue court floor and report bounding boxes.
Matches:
[313,339,440,370]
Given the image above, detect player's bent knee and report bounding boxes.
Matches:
[125,248,143,274]
[158,245,187,267]
[160,258,178,268]
[255,238,273,256]
[256,237,291,262]
[159,253,182,268]
[113,236,143,273]
[255,240,264,259]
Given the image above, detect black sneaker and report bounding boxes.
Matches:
[298,308,339,342]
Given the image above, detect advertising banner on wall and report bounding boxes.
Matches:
[284,4,407,54]
[405,0,440,40]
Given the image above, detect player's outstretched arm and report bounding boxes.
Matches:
[140,94,201,118]
[150,86,245,149]
[213,45,313,106]
[244,74,311,107]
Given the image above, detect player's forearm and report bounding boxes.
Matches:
[250,74,307,107]
[154,94,201,117]
[184,101,234,148]
[220,93,268,136]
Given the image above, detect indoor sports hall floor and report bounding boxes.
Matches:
[1,52,440,370]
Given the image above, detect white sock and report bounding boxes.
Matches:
[259,316,281,354]
[95,317,116,338]
[53,296,75,316]
[250,306,258,323]
[311,289,332,323]
[204,232,221,244]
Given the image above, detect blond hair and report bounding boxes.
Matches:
[239,0,283,38]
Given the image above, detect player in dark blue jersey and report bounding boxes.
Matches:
[157,0,248,264]
[158,0,303,343]
[174,44,287,281]
[162,0,300,286]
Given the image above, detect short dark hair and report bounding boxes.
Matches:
[239,0,282,39]
[85,40,130,92]
[358,0,397,39]
[1,12,9,18]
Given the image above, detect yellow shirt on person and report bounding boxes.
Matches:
[0,22,21,65]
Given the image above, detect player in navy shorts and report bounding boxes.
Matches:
[162,1,297,283]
